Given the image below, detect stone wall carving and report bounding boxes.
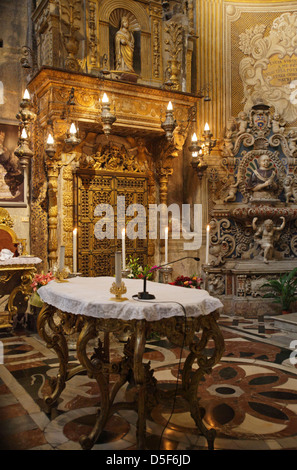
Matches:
[204,101,297,316]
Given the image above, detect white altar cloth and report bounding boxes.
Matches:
[0,256,42,266]
[38,276,223,322]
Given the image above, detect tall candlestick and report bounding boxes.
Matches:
[73,228,77,273]
[122,228,126,270]
[206,225,210,265]
[59,246,65,271]
[165,226,168,264]
[115,251,122,287]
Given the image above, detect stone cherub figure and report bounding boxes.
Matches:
[283,175,297,203]
[252,216,285,263]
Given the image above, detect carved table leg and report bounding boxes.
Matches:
[181,313,225,450]
[8,268,36,325]
[37,304,69,413]
[76,318,111,450]
[133,320,147,450]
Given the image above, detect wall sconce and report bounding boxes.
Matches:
[16,89,36,134]
[45,133,56,158]
[100,93,116,136]
[65,122,81,146]
[188,132,201,157]
[14,127,33,168]
[202,122,216,156]
[161,101,177,141]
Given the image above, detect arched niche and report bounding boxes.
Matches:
[98,0,151,82]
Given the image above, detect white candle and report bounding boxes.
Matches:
[73,228,77,273]
[122,228,126,270]
[59,246,65,271]
[206,225,210,265]
[165,226,168,264]
[115,251,122,287]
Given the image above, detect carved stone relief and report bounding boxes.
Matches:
[204,101,297,313]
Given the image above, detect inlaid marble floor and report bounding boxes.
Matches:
[0,314,297,451]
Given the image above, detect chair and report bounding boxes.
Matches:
[0,207,26,256]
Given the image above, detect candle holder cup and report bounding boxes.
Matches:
[110,281,128,302]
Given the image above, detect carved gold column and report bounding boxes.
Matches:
[196,0,224,139]
[46,154,61,269]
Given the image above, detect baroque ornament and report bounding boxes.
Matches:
[239,12,297,122]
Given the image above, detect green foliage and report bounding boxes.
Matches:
[126,257,156,280]
[260,267,297,312]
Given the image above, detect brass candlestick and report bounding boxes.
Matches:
[55,268,69,283]
[110,281,128,302]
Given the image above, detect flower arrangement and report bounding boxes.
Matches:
[170,275,203,289]
[31,271,55,292]
[127,257,159,280]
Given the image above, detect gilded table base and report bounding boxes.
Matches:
[37,306,225,450]
[0,265,37,329]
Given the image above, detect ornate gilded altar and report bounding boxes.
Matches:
[37,276,224,450]
[23,0,202,278]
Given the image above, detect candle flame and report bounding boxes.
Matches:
[167,101,173,111]
[21,128,27,139]
[204,122,210,131]
[69,123,77,134]
[102,93,109,103]
[23,89,30,100]
[191,132,198,142]
[47,133,54,145]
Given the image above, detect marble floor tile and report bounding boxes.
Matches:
[0,314,297,451]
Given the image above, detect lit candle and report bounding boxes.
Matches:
[59,245,65,271]
[23,89,30,100]
[191,132,198,157]
[69,123,77,135]
[165,226,168,264]
[167,101,173,111]
[115,251,122,287]
[21,128,28,139]
[102,92,109,103]
[205,225,210,265]
[73,228,77,273]
[122,228,126,270]
[47,133,54,145]
[204,122,210,134]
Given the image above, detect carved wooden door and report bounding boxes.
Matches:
[76,170,148,277]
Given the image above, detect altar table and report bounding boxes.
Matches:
[0,256,42,328]
[37,276,225,450]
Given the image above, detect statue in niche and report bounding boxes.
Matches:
[115,16,135,73]
[247,154,278,200]
[252,217,285,263]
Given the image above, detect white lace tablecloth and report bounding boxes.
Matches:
[38,276,223,322]
[0,256,42,266]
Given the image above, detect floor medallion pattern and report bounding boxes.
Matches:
[0,316,297,450]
